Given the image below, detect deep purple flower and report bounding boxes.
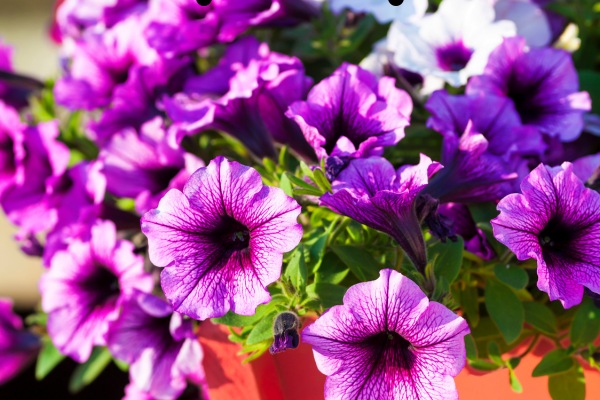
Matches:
[269,311,300,354]
[320,155,441,271]
[467,36,591,142]
[108,291,208,400]
[141,156,302,320]
[303,269,470,400]
[423,121,519,204]
[438,203,495,260]
[40,220,154,362]
[101,117,204,213]
[492,163,600,308]
[165,36,315,159]
[0,298,40,385]
[286,63,411,162]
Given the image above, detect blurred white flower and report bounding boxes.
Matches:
[329,0,428,23]
[387,0,516,87]
[494,0,551,47]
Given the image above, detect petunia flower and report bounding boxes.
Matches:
[438,203,495,260]
[330,0,427,24]
[286,63,411,166]
[141,156,303,320]
[467,36,591,142]
[494,0,551,47]
[387,0,516,87]
[0,298,40,385]
[491,162,600,308]
[108,291,208,400]
[40,220,154,362]
[320,155,441,271]
[303,269,470,400]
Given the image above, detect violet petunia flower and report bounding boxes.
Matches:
[0,298,40,385]
[491,163,600,308]
[572,153,600,187]
[303,269,470,400]
[165,36,315,160]
[108,291,208,400]
[467,36,591,142]
[101,117,204,214]
[494,0,551,47]
[320,155,441,271]
[286,63,412,165]
[438,203,495,260]
[40,220,154,362]
[141,156,303,320]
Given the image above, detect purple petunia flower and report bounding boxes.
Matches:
[165,36,315,159]
[438,203,495,260]
[303,269,470,400]
[320,155,441,271]
[492,163,600,308]
[286,63,412,164]
[40,220,154,362]
[572,153,600,186]
[141,156,302,320]
[108,291,208,400]
[101,117,204,214]
[467,36,591,142]
[494,0,551,47]
[0,298,40,385]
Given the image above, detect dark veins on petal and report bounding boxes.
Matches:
[362,330,415,372]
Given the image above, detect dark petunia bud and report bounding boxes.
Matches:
[269,311,301,354]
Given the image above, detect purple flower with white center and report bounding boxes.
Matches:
[426,90,544,158]
[423,121,519,204]
[494,0,551,47]
[286,63,412,163]
[40,220,154,362]
[0,298,40,385]
[467,36,591,142]
[438,203,495,260]
[330,0,427,23]
[108,291,208,400]
[387,0,516,87]
[491,163,600,308]
[145,0,218,57]
[165,36,315,160]
[141,156,302,320]
[101,117,204,214]
[320,155,441,271]
[303,269,470,400]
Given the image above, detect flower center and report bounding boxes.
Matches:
[506,71,548,123]
[363,330,415,371]
[538,218,574,255]
[82,265,121,303]
[149,166,181,193]
[0,133,15,172]
[436,41,473,72]
[212,215,251,251]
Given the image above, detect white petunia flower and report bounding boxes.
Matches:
[494,0,551,47]
[329,0,428,23]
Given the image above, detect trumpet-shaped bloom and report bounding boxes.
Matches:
[438,203,495,260]
[320,155,441,270]
[492,163,600,308]
[286,63,411,163]
[141,156,302,320]
[303,269,470,400]
[467,36,591,142]
[0,298,40,385]
[387,0,515,87]
[40,220,154,362]
[108,291,208,400]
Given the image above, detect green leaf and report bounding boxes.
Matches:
[468,359,500,371]
[36,337,66,380]
[279,173,293,197]
[532,349,574,377]
[246,312,277,345]
[212,300,278,327]
[430,236,464,289]
[315,252,349,284]
[464,334,478,360]
[285,245,307,293]
[306,233,329,274]
[487,341,503,365]
[494,264,528,290]
[331,245,380,281]
[548,363,585,400]
[579,70,600,114]
[570,297,600,347]
[461,284,480,327]
[306,283,347,308]
[312,168,331,193]
[68,347,112,393]
[113,358,129,372]
[485,280,524,343]
[509,368,523,393]
[524,302,558,336]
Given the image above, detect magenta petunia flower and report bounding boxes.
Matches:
[40,220,154,362]
[101,117,204,214]
[141,156,302,320]
[320,155,441,271]
[108,291,208,400]
[467,36,591,142]
[492,163,600,308]
[286,63,412,162]
[0,298,40,385]
[303,269,470,400]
